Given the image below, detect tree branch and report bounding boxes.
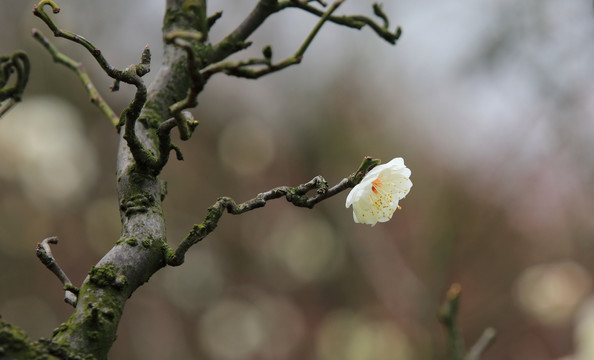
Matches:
[280,0,402,44]
[439,283,496,360]
[209,0,280,63]
[121,45,156,172]
[165,156,381,266]
[203,0,343,80]
[439,283,466,360]
[0,51,30,118]
[36,236,79,307]
[33,0,150,87]
[163,33,202,141]
[32,29,119,127]
[155,117,185,172]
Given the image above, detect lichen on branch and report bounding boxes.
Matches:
[165,156,381,266]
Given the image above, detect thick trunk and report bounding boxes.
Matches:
[49,2,206,358]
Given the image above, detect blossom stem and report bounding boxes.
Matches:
[165,156,378,266]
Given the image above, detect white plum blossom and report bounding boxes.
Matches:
[345,157,412,226]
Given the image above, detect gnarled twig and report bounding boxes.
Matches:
[165,156,381,266]
[280,0,402,44]
[203,0,343,80]
[0,51,30,117]
[33,0,150,86]
[36,237,79,307]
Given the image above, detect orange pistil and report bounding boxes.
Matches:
[371,177,382,194]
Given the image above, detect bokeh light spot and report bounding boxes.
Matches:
[218,120,275,177]
[0,96,98,210]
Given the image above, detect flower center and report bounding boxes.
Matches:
[371,177,382,194]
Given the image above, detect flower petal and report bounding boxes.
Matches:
[345,157,412,226]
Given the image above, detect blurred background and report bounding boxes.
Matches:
[2,0,594,359]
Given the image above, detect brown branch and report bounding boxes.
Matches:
[165,156,381,266]
[280,0,402,44]
[32,29,119,127]
[121,45,154,171]
[33,0,150,86]
[36,237,78,307]
[0,51,30,117]
[203,0,344,80]
[209,0,282,63]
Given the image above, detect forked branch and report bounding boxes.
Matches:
[165,156,381,266]
[203,0,343,80]
[281,0,402,44]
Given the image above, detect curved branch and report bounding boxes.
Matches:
[203,0,343,80]
[33,0,150,85]
[36,237,79,307]
[165,156,381,266]
[209,0,281,63]
[280,0,402,44]
[0,51,30,117]
[121,46,155,172]
[32,29,119,127]
[155,117,185,172]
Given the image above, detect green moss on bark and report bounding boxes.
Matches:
[0,317,92,359]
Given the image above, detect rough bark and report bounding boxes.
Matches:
[50,1,206,358]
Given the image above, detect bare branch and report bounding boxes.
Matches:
[36,237,78,307]
[0,51,30,117]
[280,0,402,44]
[165,156,381,266]
[203,0,344,80]
[439,283,465,360]
[32,0,150,86]
[32,29,119,127]
[209,0,281,63]
[121,45,157,172]
[155,116,186,172]
[439,284,496,360]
